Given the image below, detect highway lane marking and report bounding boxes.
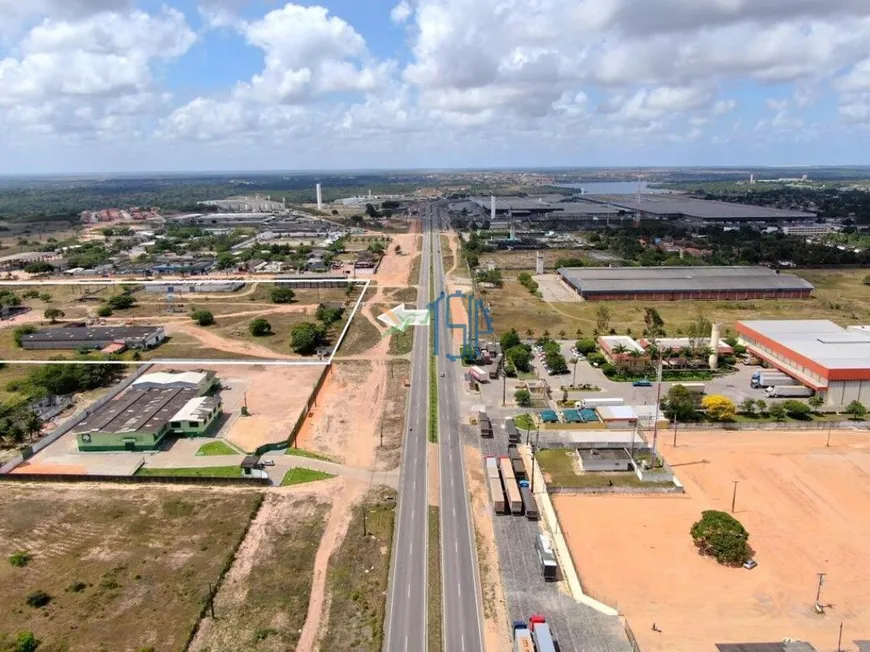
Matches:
[408,583,411,598]
[462,634,466,651]
[457,580,461,596]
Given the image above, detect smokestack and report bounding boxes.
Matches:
[509,222,516,240]
[535,251,544,275]
[709,323,722,370]
[491,195,496,221]
[316,183,323,211]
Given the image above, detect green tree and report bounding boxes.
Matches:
[514,388,532,407]
[739,397,756,416]
[845,400,867,420]
[575,338,597,356]
[215,252,235,270]
[808,395,824,411]
[43,308,64,323]
[249,318,272,337]
[107,294,135,310]
[24,261,54,274]
[594,305,611,335]
[755,399,767,415]
[545,351,568,374]
[500,329,521,351]
[0,290,21,307]
[662,384,700,422]
[315,303,344,326]
[769,403,787,421]
[96,305,113,317]
[38,292,52,303]
[291,322,326,355]
[690,510,750,566]
[643,307,666,337]
[702,395,737,421]
[271,287,295,304]
[782,400,812,419]
[191,310,215,326]
[14,631,40,652]
[13,325,37,347]
[368,241,386,255]
[506,345,532,372]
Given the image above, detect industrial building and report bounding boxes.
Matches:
[559,266,814,301]
[576,448,632,472]
[736,320,870,406]
[144,281,244,293]
[21,325,165,351]
[74,370,220,451]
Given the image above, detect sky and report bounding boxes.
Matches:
[2,0,870,174]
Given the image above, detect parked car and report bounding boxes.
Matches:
[632,379,653,387]
[743,559,758,570]
[261,460,275,467]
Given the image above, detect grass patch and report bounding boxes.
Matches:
[0,485,261,651]
[191,494,330,651]
[604,369,717,383]
[428,507,442,652]
[134,465,241,478]
[280,468,335,486]
[285,446,334,462]
[196,440,239,456]
[409,253,422,287]
[389,327,414,355]
[535,449,645,488]
[441,234,455,271]
[337,311,382,356]
[514,413,535,431]
[321,487,396,651]
[385,287,418,304]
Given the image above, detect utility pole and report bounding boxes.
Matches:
[731,480,739,513]
[502,373,506,407]
[572,357,579,388]
[362,505,368,537]
[651,357,663,462]
[837,621,843,651]
[816,572,826,604]
[672,415,678,448]
[826,425,832,448]
[208,583,215,618]
[379,422,383,448]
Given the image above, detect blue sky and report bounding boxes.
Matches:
[1,0,870,173]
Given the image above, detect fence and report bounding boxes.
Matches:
[547,484,684,495]
[676,420,870,432]
[0,473,270,487]
[0,363,155,474]
[254,363,331,456]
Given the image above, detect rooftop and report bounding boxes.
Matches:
[132,371,210,388]
[560,266,814,294]
[585,194,817,220]
[577,448,631,462]
[737,320,870,373]
[170,396,221,423]
[73,387,200,436]
[23,325,162,344]
[598,335,646,354]
[597,405,638,421]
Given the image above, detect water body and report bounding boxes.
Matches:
[556,181,669,194]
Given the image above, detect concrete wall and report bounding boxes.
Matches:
[77,428,164,452]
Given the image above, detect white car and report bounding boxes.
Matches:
[743,559,758,570]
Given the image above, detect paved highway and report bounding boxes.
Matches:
[433,204,485,652]
[384,206,432,651]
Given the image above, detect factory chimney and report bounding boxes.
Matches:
[316,183,323,211]
[491,195,496,222]
[535,251,544,275]
[709,323,722,370]
[509,222,516,241]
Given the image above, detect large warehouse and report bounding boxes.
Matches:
[558,266,814,301]
[21,325,166,350]
[736,320,870,406]
[74,370,220,451]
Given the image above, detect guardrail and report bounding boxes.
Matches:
[676,420,870,431]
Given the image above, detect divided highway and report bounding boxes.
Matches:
[433,206,485,652]
[384,208,432,651]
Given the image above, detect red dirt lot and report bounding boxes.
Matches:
[554,430,870,651]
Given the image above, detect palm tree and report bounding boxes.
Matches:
[575,328,583,339]
[526,328,534,338]
[23,411,42,442]
[558,330,566,339]
[628,348,645,371]
[611,343,629,371]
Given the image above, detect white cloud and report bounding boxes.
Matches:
[390,1,412,24]
[712,99,737,115]
[766,98,790,111]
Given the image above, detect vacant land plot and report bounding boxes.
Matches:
[536,449,644,488]
[485,248,596,271]
[189,491,330,652]
[554,430,870,651]
[0,484,261,652]
[319,487,396,652]
[485,268,870,335]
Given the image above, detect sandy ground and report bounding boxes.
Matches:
[166,321,298,360]
[295,361,384,468]
[298,478,367,651]
[534,274,582,303]
[376,233,419,287]
[464,444,512,652]
[554,430,870,651]
[219,365,327,452]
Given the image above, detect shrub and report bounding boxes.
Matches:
[845,400,867,420]
[66,581,88,593]
[13,325,37,347]
[701,394,737,421]
[26,590,51,608]
[9,550,30,567]
[14,631,40,652]
[191,310,215,326]
[514,388,532,407]
[107,294,135,310]
[96,305,113,317]
[587,352,606,366]
[601,363,617,376]
[575,338,597,355]
[44,308,64,323]
[690,510,750,566]
[249,318,272,337]
[24,261,54,274]
[500,329,521,351]
[769,403,787,421]
[315,303,344,326]
[271,287,295,304]
[782,400,811,419]
[291,322,326,355]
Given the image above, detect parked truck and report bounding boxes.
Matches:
[672,382,706,394]
[512,621,535,652]
[766,385,814,398]
[499,456,523,515]
[470,366,489,383]
[751,370,798,388]
[512,458,526,481]
[478,415,493,438]
[520,485,538,520]
[508,445,522,462]
[577,397,624,409]
[535,534,559,581]
[505,417,521,444]
[529,615,557,652]
[486,456,506,513]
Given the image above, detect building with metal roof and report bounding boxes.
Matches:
[559,266,814,301]
[583,194,817,223]
[736,319,870,406]
[74,370,221,451]
[21,325,166,351]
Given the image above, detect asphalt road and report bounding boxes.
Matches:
[385,207,432,652]
[432,205,485,652]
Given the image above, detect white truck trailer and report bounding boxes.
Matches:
[766,385,814,398]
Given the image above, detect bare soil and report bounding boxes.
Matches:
[554,430,870,651]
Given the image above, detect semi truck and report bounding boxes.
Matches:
[504,418,521,444]
[529,615,557,652]
[486,457,506,513]
[576,397,624,409]
[535,534,559,581]
[751,370,798,388]
[672,382,706,394]
[512,458,526,481]
[766,385,814,398]
[520,485,538,520]
[478,416,493,438]
[499,456,523,515]
[508,445,522,463]
[470,366,489,383]
[490,354,503,379]
[512,621,535,652]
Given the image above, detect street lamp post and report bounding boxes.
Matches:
[651,358,664,461]
[572,357,579,389]
[816,572,826,605]
[731,480,739,513]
